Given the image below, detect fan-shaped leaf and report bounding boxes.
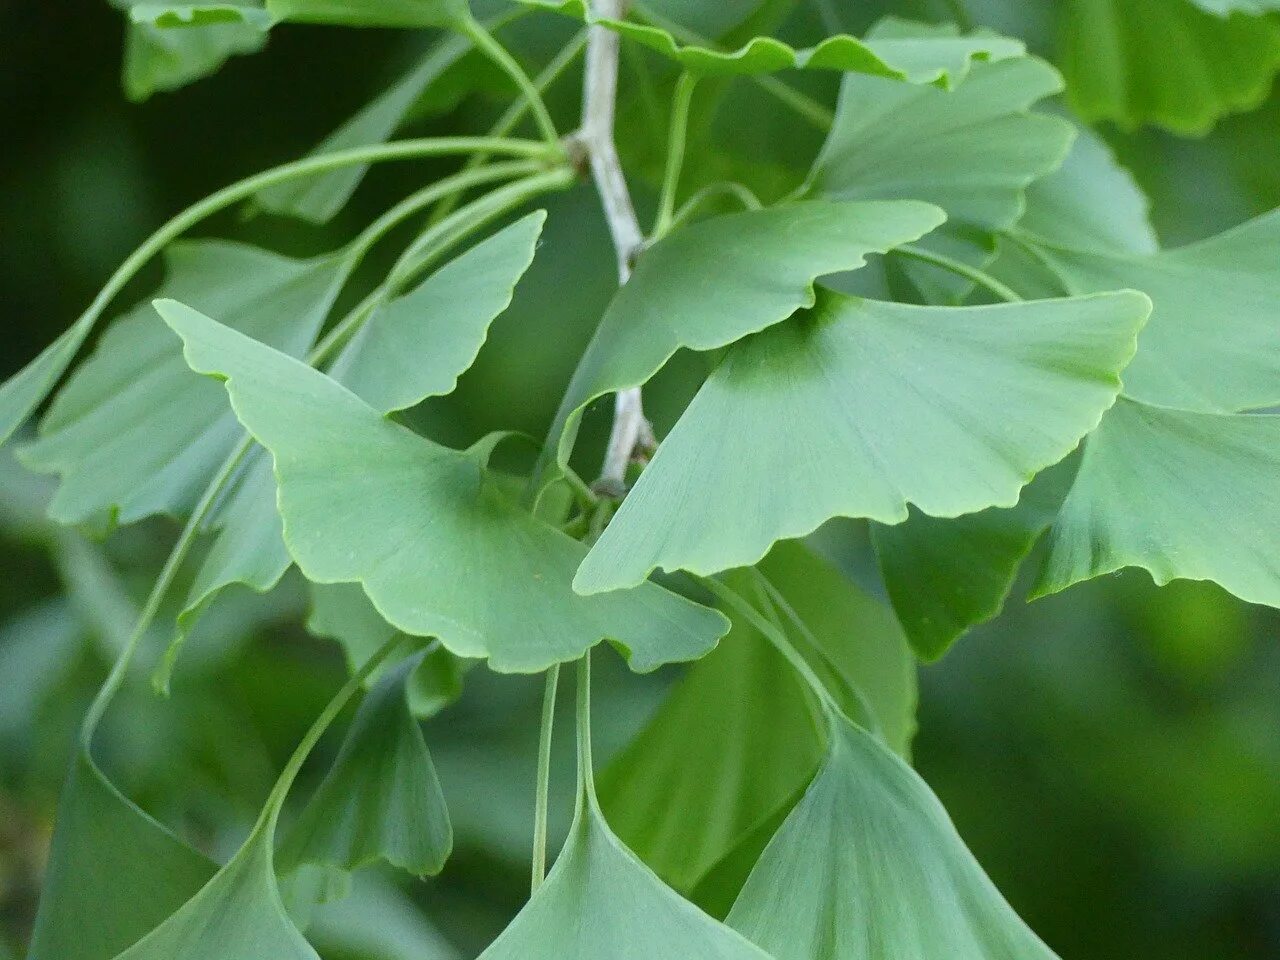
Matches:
[576,290,1149,593]
[19,241,346,528]
[160,300,728,672]
[1034,398,1280,608]
[277,651,452,888]
[1022,209,1280,413]
[26,753,217,960]
[601,543,914,893]
[537,200,945,488]
[808,56,1073,230]
[726,713,1061,960]
[1060,0,1280,134]
[266,0,468,27]
[521,3,1021,83]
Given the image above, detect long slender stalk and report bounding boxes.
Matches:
[575,654,596,801]
[531,664,561,892]
[461,15,562,148]
[652,72,698,240]
[895,244,1023,303]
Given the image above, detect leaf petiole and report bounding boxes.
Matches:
[532,663,561,892]
[460,14,562,149]
[652,71,699,240]
[895,244,1023,303]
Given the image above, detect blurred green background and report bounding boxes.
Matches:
[2,2,1279,959]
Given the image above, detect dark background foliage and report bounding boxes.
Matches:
[1,2,1279,958]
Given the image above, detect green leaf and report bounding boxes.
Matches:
[112,820,317,960]
[576,290,1150,593]
[0,319,95,451]
[329,211,545,412]
[254,32,474,222]
[725,713,1061,960]
[118,1,271,101]
[19,241,346,528]
[160,300,729,672]
[521,4,1021,83]
[167,214,545,668]
[277,651,452,886]
[600,542,915,893]
[307,582,468,718]
[26,753,217,960]
[266,0,468,27]
[871,459,1076,661]
[808,56,1074,229]
[1022,209,1280,413]
[1034,397,1280,608]
[538,200,946,488]
[1059,0,1280,134]
[1190,0,1280,11]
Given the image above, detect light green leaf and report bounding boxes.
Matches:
[254,32,474,222]
[600,543,914,893]
[576,290,1150,593]
[871,459,1076,661]
[726,713,1061,960]
[1023,209,1280,413]
[1034,397,1280,608]
[26,753,217,960]
[1190,0,1280,11]
[538,200,946,488]
[0,319,95,451]
[306,875,459,960]
[266,0,468,27]
[19,241,346,528]
[168,215,545,669]
[808,57,1074,229]
[329,211,545,412]
[118,0,271,101]
[521,3,1021,83]
[160,300,728,672]
[1059,0,1280,134]
[307,582,468,718]
[277,651,452,886]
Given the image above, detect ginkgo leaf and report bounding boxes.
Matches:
[1190,0,1280,11]
[167,214,545,669]
[266,0,468,27]
[0,320,95,450]
[807,56,1074,229]
[26,753,217,960]
[1034,397,1280,608]
[118,0,271,101]
[1059,0,1280,134]
[277,651,452,885]
[1022,209,1280,413]
[538,200,945,487]
[160,300,729,672]
[521,3,1021,83]
[328,211,544,412]
[725,713,1061,960]
[254,31,473,222]
[19,241,347,528]
[307,583,468,718]
[600,543,915,893]
[872,458,1076,661]
[576,290,1150,593]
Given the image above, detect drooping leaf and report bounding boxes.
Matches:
[26,753,217,960]
[521,3,1021,83]
[600,543,915,893]
[576,290,1150,593]
[538,200,946,487]
[0,320,95,451]
[807,56,1074,229]
[116,0,272,101]
[254,31,474,222]
[1059,0,1280,134]
[166,214,546,667]
[19,241,347,528]
[160,300,729,672]
[266,0,469,28]
[725,713,1061,960]
[1021,209,1280,413]
[307,582,468,718]
[871,458,1076,661]
[1034,397,1280,608]
[277,651,452,889]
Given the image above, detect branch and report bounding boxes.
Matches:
[576,0,654,495]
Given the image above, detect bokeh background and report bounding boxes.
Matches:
[2,1,1279,958]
